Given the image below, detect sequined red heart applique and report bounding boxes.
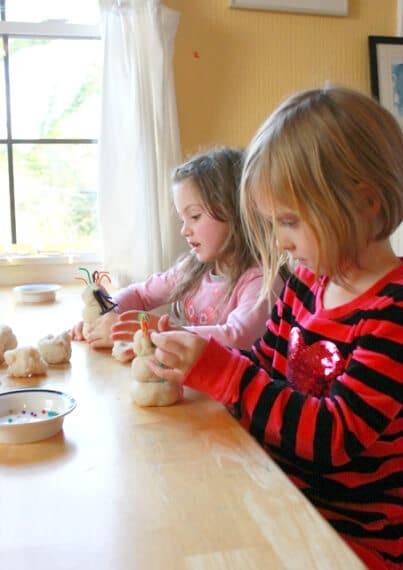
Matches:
[287,327,345,397]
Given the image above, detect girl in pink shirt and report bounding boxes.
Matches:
[74,147,286,350]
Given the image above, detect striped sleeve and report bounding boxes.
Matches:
[186,278,402,467]
[183,268,403,567]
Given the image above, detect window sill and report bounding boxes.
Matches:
[0,253,102,286]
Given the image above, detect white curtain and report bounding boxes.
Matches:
[98,0,183,286]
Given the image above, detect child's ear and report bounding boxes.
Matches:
[356,183,381,216]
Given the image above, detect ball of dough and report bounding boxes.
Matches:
[0,324,18,364]
[38,331,72,364]
[132,328,155,357]
[112,341,134,362]
[4,346,48,377]
[131,329,162,382]
[130,379,183,407]
[131,355,161,382]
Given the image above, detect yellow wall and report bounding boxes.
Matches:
[163,0,397,155]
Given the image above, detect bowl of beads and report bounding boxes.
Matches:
[0,388,76,444]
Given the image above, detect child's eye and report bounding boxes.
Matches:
[191,214,201,221]
[280,219,298,227]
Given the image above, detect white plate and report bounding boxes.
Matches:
[13,283,61,303]
[0,389,76,444]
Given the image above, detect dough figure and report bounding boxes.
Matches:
[38,331,72,364]
[76,268,117,340]
[112,340,134,363]
[4,346,48,377]
[130,320,183,407]
[0,324,17,364]
[130,379,183,407]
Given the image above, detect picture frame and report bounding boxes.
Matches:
[229,0,348,16]
[369,35,403,129]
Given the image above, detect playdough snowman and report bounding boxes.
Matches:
[130,316,183,407]
[76,267,117,340]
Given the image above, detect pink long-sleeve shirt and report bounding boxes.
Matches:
[113,264,284,349]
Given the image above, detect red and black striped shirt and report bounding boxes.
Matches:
[184,263,403,569]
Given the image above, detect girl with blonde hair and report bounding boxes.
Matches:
[147,87,403,570]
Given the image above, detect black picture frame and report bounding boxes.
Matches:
[368,35,403,128]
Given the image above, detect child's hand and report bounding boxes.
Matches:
[111,310,171,342]
[71,321,85,341]
[147,330,208,383]
[156,314,183,333]
[86,311,119,349]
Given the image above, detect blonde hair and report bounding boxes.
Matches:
[241,86,403,300]
[169,147,257,318]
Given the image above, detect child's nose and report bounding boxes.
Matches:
[277,233,294,253]
[180,222,190,237]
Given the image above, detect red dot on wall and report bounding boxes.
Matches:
[193,50,200,59]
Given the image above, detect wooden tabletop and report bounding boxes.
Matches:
[0,285,366,570]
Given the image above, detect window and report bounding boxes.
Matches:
[0,0,101,263]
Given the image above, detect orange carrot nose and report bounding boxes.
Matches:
[140,315,150,339]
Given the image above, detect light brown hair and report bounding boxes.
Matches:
[241,86,403,300]
[169,147,257,318]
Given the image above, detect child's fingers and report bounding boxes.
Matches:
[150,330,207,377]
[112,320,138,330]
[151,330,199,351]
[71,328,80,340]
[71,322,84,341]
[111,321,138,334]
[151,331,187,355]
[118,310,160,329]
[118,310,140,321]
[111,321,139,344]
[146,359,184,383]
[88,337,113,349]
[157,316,184,333]
[157,314,172,332]
[153,344,183,370]
[110,330,137,343]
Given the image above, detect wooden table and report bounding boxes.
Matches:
[0,285,366,570]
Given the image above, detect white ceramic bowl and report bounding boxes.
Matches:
[0,389,76,444]
[13,283,61,303]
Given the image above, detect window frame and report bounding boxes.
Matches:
[0,18,102,282]
[0,20,100,39]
